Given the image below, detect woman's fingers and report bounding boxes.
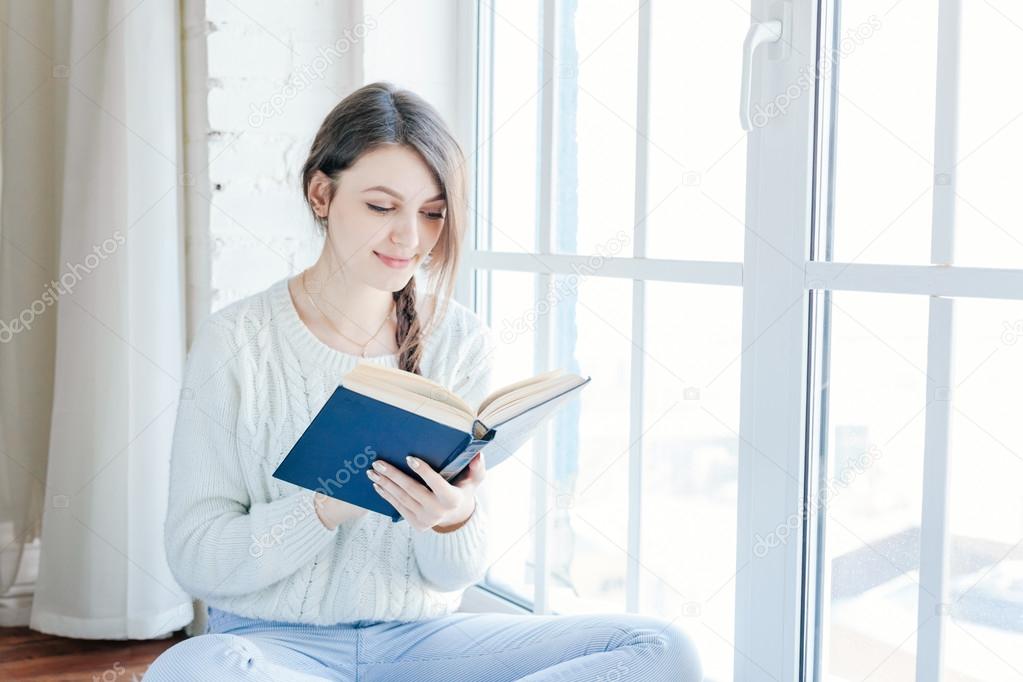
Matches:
[367,460,430,505]
[368,455,483,527]
[408,453,485,493]
[457,452,487,488]
[368,466,424,511]
[405,455,453,494]
[372,483,422,528]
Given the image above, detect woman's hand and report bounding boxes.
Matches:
[367,452,486,533]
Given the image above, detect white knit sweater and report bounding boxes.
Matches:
[164,276,497,624]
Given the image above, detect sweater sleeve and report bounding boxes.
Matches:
[411,488,492,592]
[410,319,496,592]
[164,316,339,601]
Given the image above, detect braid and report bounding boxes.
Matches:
[393,279,423,375]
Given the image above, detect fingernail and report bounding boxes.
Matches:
[373,461,385,472]
[367,470,379,481]
[406,456,419,469]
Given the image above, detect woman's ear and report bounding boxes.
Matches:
[307,170,333,218]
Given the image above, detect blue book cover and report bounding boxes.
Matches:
[272,374,591,522]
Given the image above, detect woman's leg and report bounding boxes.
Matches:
[357,611,703,682]
[142,632,342,681]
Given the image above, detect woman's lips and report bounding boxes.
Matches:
[374,251,413,269]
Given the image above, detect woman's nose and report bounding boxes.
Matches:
[390,212,419,251]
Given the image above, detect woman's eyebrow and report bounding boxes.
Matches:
[362,185,445,202]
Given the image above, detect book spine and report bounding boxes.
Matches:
[460,438,491,460]
[437,431,495,480]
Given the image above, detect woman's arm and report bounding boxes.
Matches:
[410,486,492,592]
[163,317,339,601]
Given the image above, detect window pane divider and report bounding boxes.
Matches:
[804,262,1023,301]
[916,0,963,678]
[530,0,558,616]
[625,0,653,614]
[917,296,956,682]
[465,251,744,286]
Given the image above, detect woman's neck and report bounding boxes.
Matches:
[299,259,398,350]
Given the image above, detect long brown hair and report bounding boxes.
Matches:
[300,82,467,375]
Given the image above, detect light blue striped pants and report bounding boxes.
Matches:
[143,605,703,681]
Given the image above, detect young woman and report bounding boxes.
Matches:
[145,82,702,681]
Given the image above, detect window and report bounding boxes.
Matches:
[810,1,1023,680]
[463,1,1023,681]
[471,2,746,680]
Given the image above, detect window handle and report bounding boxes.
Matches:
[740,17,785,131]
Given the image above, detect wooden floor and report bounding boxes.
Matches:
[0,626,186,681]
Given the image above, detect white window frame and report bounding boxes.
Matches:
[455,1,1023,680]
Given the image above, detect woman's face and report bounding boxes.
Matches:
[312,144,447,292]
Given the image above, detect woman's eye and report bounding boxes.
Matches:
[367,203,443,220]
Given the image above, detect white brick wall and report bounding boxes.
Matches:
[203,0,470,312]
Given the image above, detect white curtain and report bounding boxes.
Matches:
[1,0,195,638]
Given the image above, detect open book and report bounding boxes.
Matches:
[272,362,592,522]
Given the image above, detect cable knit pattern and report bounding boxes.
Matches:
[164,276,497,625]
